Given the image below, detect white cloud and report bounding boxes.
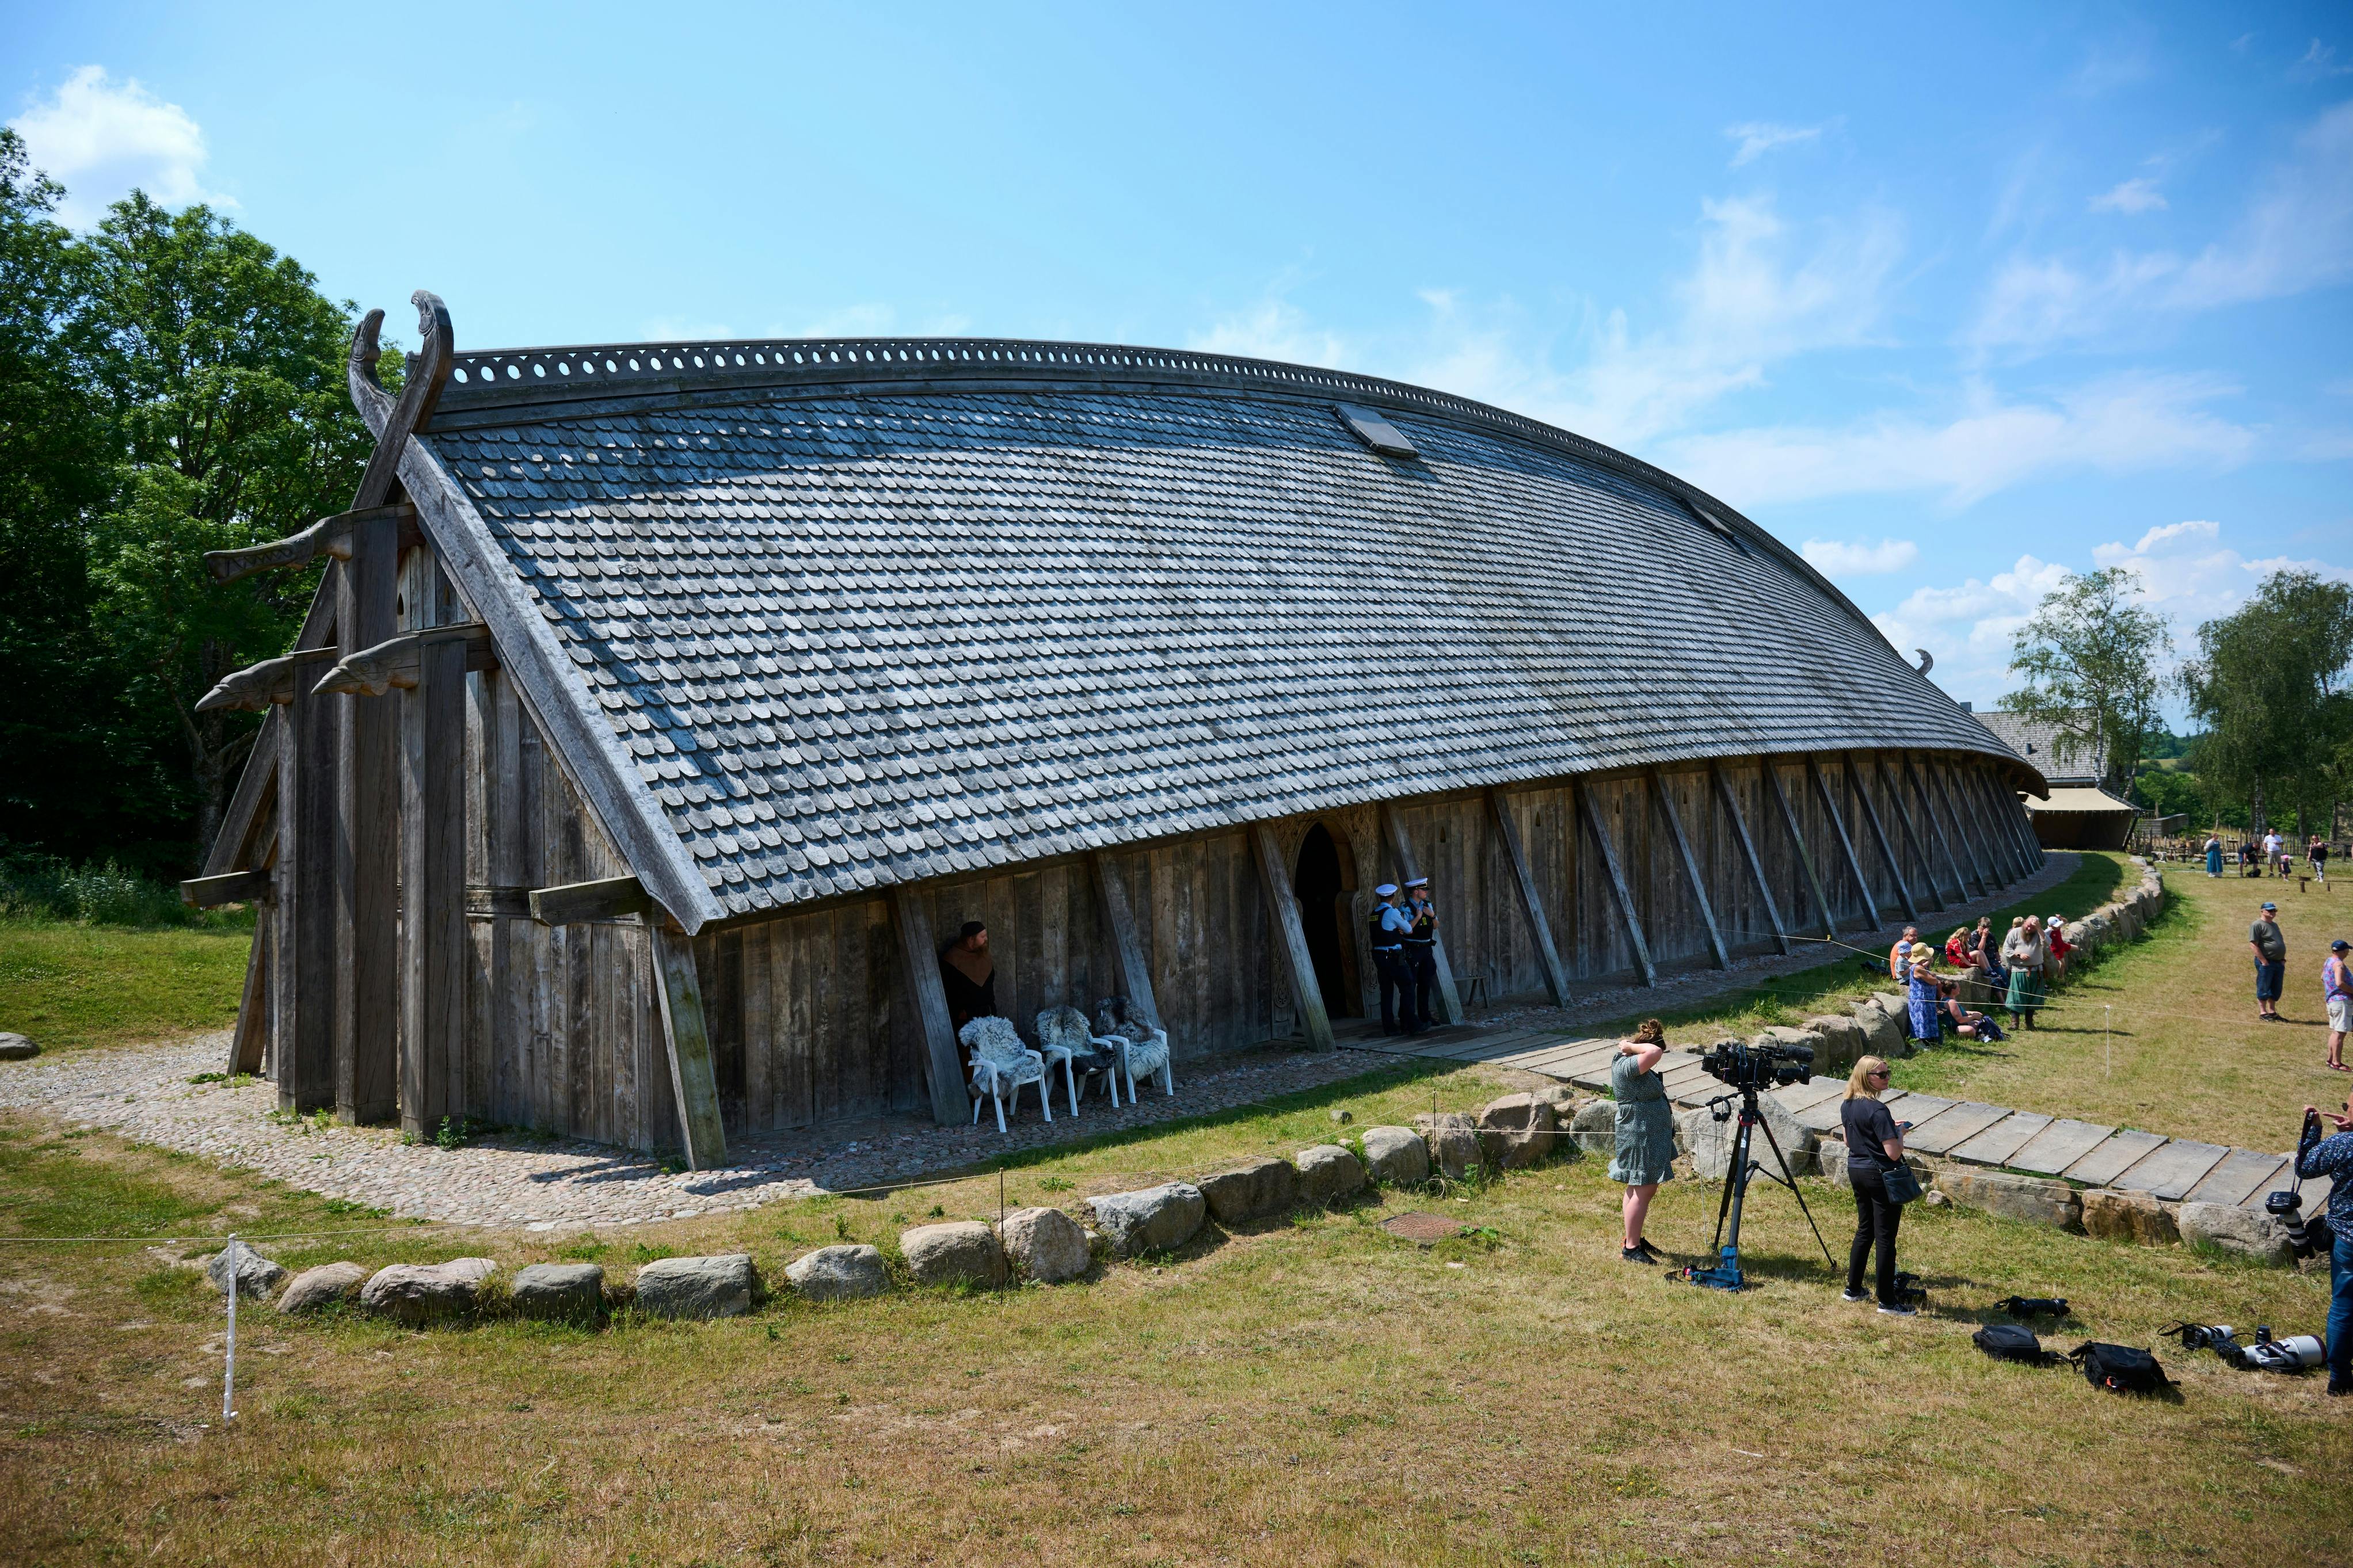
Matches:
[1724,121,1830,167]
[2089,177,2167,215]
[1800,537,1920,575]
[2292,39,2353,79]
[1186,297,1351,368]
[1967,102,2353,356]
[7,66,220,228]
[1659,372,2257,509]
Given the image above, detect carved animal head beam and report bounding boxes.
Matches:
[349,292,455,476]
[203,504,420,585]
[310,623,497,698]
[195,646,344,713]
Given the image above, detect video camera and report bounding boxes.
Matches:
[1699,1038,1814,1093]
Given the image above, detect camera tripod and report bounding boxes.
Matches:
[1681,1084,1837,1292]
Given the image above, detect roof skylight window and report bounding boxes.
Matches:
[1334,403,1418,459]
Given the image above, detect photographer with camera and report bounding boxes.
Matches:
[2295,1093,2353,1395]
[1610,1018,1678,1264]
[1841,1056,1917,1316]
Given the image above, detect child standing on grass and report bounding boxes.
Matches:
[2325,939,2352,1074]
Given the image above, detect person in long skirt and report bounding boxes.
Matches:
[1907,951,1944,1044]
[2002,915,2048,1029]
[1609,1018,1678,1264]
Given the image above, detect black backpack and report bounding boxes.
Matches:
[1973,1323,2059,1366]
[2068,1342,2174,1394]
[1993,1295,2069,1318]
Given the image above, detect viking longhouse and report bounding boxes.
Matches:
[188,293,2050,1168]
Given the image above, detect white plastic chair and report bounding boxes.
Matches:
[960,1017,1048,1132]
[1092,997,1175,1101]
[1035,1006,1129,1111]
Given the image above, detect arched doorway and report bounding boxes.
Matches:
[1293,823,1362,1018]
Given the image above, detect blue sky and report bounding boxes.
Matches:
[9,2,2349,718]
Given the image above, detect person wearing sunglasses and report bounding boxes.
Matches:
[1840,1056,1915,1315]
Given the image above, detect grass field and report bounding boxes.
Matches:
[0,916,253,1052]
[3,852,2350,1565]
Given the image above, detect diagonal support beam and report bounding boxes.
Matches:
[1861,753,1935,913]
[1253,823,1335,1050]
[892,888,973,1126]
[1649,769,1727,970]
[1903,755,1973,902]
[1380,804,1465,1023]
[651,925,728,1170]
[1710,761,1789,955]
[1807,755,1881,929]
[1765,758,1838,937]
[1930,760,1996,894]
[1845,753,1917,922]
[1488,788,1573,1004]
[1577,781,1656,987]
[1088,851,1164,1032]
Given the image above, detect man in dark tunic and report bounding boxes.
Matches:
[939,921,999,1046]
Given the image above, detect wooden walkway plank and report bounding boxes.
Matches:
[2061,1128,2169,1187]
[2008,1119,2118,1176]
[1905,1101,2012,1156]
[1567,1060,1619,1093]
[2184,1149,2289,1208]
[1775,1077,1848,1113]
[2109,1138,2233,1201]
[1793,1096,1853,1134]
[2237,1165,2308,1210]
[1501,1039,1613,1072]
[1877,1091,1955,1128]
[1947,1110,2053,1168]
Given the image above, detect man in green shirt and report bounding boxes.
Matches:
[2251,901,2287,1021]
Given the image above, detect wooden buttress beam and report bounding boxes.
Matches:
[1871,754,1944,910]
[891,887,972,1125]
[1709,761,1790,955]
[1764,758,1838,937]
[1845,754,1917,921]
[1088,851,1165,1031]
[1934,761,2002,889]
[1971,766,2031,881]
[1252,823,1336,1050]
[1648,769,1727,970]
[1807,755,1882,929]
[1905,755,1974,901]
[1575,781,1656,987]
[650,925,728,1170]
[335,506,401,1126]
[397,630,469,1136]
[1379,804,1465,1023]
[227,918,271,1077]
[1487,788,1574,1004]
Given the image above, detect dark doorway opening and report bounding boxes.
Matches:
[1293,823,1362,1018]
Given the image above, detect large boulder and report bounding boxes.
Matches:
[1412,1112,1486,1180]
[997,1207,1091,1283]
[1754,1025,1827,1066]
[1295,1144,1366,1204]
[1476,1094,1560,1168]
[1936,1169,2082,1231]
[512,1262,607,1320]
[0,1032,38,1061]
[1568,1100,1616,1159]
[637,1253,759,1318]
[1086,1183,1206,1258]
[1803,1015,1870,1075]
[2080,1188,2179,1246]
[1197,1157,1300,1226]
[360,1258,496,1325]
[1361,1126,1431,1185]
[2177,1202,2292,1267]
[1852,996,1908,1060]
[205,1244,285,1300]
[275,1261,365,1315]
[900,1222,1007,1288]
[1818,1135,1851,1191]
[1677,1095,1815,1181]
[783,1245,886,1302]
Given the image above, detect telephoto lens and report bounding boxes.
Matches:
[2267,1189,2320,1261]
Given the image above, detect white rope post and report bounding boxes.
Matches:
[2104,1004,2112,1081]
[222,1234,240,1425]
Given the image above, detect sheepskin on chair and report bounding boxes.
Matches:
[1034,1006,1125,1111]
[1091,996,1174,1099]
[960,1016,1048,1132]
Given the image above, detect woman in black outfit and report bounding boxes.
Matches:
[1841,1055,1916,1316]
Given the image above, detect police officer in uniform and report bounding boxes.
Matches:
[1370,883,1415,1035]
[1403,876,1442,1032]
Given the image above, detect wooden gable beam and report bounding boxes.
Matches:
[1575,781,1656,987]
[650,925,728,1170]
[1764,758,1838,937]
[1487,788,1573,1004]
[180,868,270,908]
[203,503,418,585]
[1709,761,1790,955]
[1088,852,1165,1032]
[1648,769,1727,970]
[313,623,497,697]
[1253,823,1335,1050]
[891,888,973,1126]
[530,875,654,925]
[1807,755,1882,929]
[1379,804,1465,1024]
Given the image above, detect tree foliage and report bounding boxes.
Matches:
[2001,567,2171,794]
[2179,571,2353,836]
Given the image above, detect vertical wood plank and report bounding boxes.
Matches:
[1845,753,1918,920]
[1576,780,1657,986]
[1251,823,1335,1048]
[334,510,400,1124]
[1488,788,1574,1002]
[1711,761,1790,954]
[890,887,970,1123]
[1648,768,1728,970]
[280,644,342,1113]
[1378,803,1465,1023]
[1806,755,1880,929]
[1764,760,1838,937]
[1932,760,1999,891]
[775,919,813,1127]
[739,921,771,1135]
[650,924,727,1169]
[398,630,469,1136]
[1905,755,1974,900]
[1089,850,1164,1029]
[1872,754,1945,909]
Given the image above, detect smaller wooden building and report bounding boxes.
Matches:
[1972,713,2135,851]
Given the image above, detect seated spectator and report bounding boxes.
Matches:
[939,921,1000,1048]
[2046,914,2072,982]
[1889,925,1920,982]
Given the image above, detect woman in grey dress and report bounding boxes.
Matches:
[1610,1018,1678,1263]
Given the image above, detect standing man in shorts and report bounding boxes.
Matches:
[2251,901,2287,1022]
[2327,938,2352,1073]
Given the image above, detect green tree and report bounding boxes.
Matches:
[2002,567,2171,796]
[76,193,375,859]
[2179,571,2353,838]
